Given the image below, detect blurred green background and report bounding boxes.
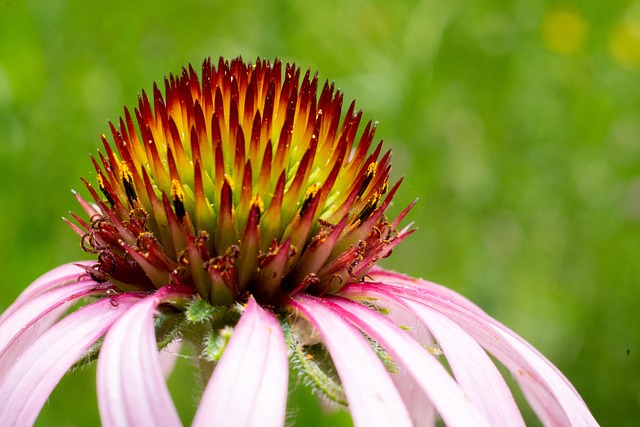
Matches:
[1,0,638,425]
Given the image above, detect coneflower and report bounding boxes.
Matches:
[0,57,597,426]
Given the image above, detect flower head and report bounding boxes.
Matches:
[0,57,597,427]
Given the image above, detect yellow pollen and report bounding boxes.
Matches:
[171,179,185,202]
[380,179,389,195]
[224,174,235,192]
[119,161,137,205]
[367,162,378,176]
[171,179,187,221]
[251,194,264,215]
[358,162,378,199]
[119,161,133,184]
[300,184,321,217]
[355,191,382,224]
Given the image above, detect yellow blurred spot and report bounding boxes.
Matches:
[542,10,586,55]
[610,21,640,69]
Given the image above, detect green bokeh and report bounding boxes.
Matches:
[1,0,638,425]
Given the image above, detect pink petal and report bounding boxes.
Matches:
[0,294,141,427]
[192,297,288,427]
[290,294,413,427]
[325,296,491,427]
[340,283,523,426]
[402,297,525,426]
[97,286,191,427]
[391,366,437,427]
[0,261,92,322]
[0,279,100,376]
[353,271,598,427]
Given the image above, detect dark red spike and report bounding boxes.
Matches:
[343,108,363,154]
[140,168,173,257]
[167,117,190,175]
[214,139,225,199]
[243,79,255,125]
[282,139,316,212]
[338,100,357,142]
[236,201,261,291]
[229,97,240,149]
[257,139,273,196]
[249,110,262,164]
[233,127,246,189]
[259,171,285,249]
[326,92,344,143]
[215,177,238,251]
[201,58,214,114]
[190,126,203,169]
[138,90,154,127]
[188,64,201,99]
[166,145,181,187]
[253,240,291,303]
[161,192,187,256]
[193,100,211,169]
[262,81,275,137]
[153,82,169,130]
[214,86,226,133]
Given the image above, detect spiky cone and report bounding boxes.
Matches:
[75,57,413,305]
[0,57,597,427]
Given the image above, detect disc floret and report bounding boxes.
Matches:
[72,57,414,305]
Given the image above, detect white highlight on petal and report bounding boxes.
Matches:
[0,295,140,426]
[97,287,190,427]
[193,297,288,427]
[291,294,413,427]
[325,296,491,427]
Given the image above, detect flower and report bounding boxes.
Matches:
[0,57,597,427]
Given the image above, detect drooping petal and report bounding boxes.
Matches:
[0,294,141,427]
[324,296,491,427]
[352,270,599,427]
[0,279,100,376]
[289,294,413,427]
[97,286,191,427]
[405,299,525,426]
[0,261,92,322]
[390,365,437,427]
[340,286,524,427]
[193,297,288,427]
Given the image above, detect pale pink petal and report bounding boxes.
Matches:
[0,279,100,376]
[0,261,93,322]
[390,357,437,427]
[367,267,488,315]
[97,286,191,427]
[290,294,413,427]
[350,272,598,427]
[325,296,491,427]
[0,303,68,379]
[402,297,525,426]
[405,294,595,426]
[0,294,141,427]
[341,284,523,426]
[193,297,288,427]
